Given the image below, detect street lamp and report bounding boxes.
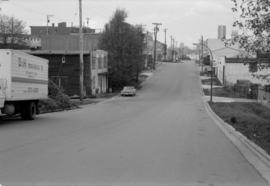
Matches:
[193,42,214,103]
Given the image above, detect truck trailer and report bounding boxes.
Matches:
[0,49,48,120]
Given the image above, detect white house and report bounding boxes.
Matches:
[205,38,263,86]
[215,57,270,86]
[206,38,251,59]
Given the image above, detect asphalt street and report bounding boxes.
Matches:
[0,61,268,185]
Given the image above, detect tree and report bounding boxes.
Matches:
[0,14,28,48]
[231,0,270,53]
[99,9,144,89]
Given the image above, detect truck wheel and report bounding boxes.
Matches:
[21,102,36,120]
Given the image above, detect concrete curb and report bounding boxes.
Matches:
[204,97,270,184]
[196,64,270,183]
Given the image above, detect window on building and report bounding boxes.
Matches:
[92,57,96,69]
[92,76,96,89]
[18,57,21,64]
[98,56,102,69]
[104,56,108,68]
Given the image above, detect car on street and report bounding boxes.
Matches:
[120,86,136,96]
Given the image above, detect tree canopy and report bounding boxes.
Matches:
[231,0,270,53]
[99,9,144,89]
[0,14,28,48]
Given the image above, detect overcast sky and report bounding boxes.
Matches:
[0,0,237,47]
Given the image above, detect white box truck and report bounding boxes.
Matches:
[0,49,48,120]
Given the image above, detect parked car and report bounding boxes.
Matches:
[121,86,136,96]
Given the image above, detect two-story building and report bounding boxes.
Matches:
[206,39,270,87]
[206,38,255,85]
[28,21,95,49]
[27,32,108,97]
[143,32,166,68]
[29,50,108,97]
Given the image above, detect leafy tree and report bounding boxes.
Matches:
[0,14,28,48]
[231,0,270,53]
[99,9,144,89]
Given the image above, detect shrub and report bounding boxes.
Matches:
[39,80,78,113]
[230,116,237,124]
[39,98,59,113]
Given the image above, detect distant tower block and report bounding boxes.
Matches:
[218,25,226,39]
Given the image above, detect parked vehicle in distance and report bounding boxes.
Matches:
[0,49,48,120]
[120,86,136,96]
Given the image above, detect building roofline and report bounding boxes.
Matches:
[225,57,270,63]
[26,50,92,55]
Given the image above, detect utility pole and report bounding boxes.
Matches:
[178,43,180,58]
[170,36,172,62]
[201,35,204,72]
[46,15,53,35]
[171,36,175,62]
[145,31,149,68]
[175,41,178,61]
[164,28,167,61]
[152,23,162,70]
[79,0,84,101]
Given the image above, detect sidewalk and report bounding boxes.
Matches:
[200,76,211,80]
[140,71,153,80]
[203,95,257,103]
[200,68,270,184]
[202,84,223,89]
[200,74,257,103]
[70,93,119,106]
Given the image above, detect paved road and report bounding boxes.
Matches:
[0,62,267,185]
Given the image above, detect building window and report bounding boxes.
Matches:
[92,76,96,88]
[98,56,102,69]
[104,56,107,68]
[92,57,96,69]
